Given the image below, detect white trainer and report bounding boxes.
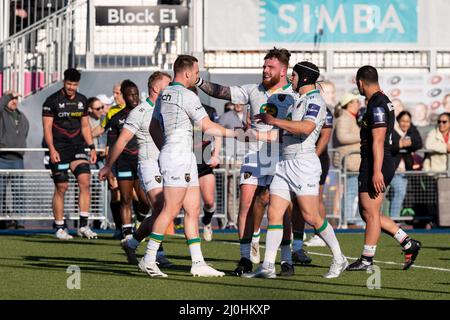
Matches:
[55,228,73,240]
[138,259,168,278]
[241,265,276,279]
[304,234,326,247]
[77,226,98,239]
[121,238,138,265]
[250,241,260,264]
[203,223,213,242]
[323,256,349,279]
[190,261,225,277]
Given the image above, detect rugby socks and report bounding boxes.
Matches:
[144,232,164,264]
[393,228,412,250]
[292,231,304,252]
[187,238,204,264]
[79,212,89,228]
[110,201,122,229]
[316,220,344,263]
[239,238,252,260]
[361,245,376,265]
[201,204,216,226]
[54,219,65,231]
[121,224,134,238]
[280,239,293,264]
[252,228,261,246]
[262,225,283,270]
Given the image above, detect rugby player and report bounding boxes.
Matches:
[42,68,98,240]
[347,66,421,271]
[138,55,238,277]
[242,62,348,279]
[99,72,173,267]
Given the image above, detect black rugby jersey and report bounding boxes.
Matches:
[318,107,333,160]
[360,91,395,159]
[106,107,139,160]
[42,89,88,148]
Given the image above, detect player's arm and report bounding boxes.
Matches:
[209,134,222,168]
[316,127,332,156]
[42,116,60,163]
[196,78,231,100]
[255,113,316,136]
[372,127,386,195]
[200,117,237,138]
[149,117,164,150]
[81,116,97,164]
[91,125,105,138]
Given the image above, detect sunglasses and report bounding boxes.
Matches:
[438,120,448,124]
[93,105,104,111]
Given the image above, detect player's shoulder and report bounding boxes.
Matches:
[75,92,88,101]
[133,100,150,114]
[44,90,63,103]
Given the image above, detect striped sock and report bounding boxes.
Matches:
[144,232,164,264]
[316,220,344,262]
[361,245,377,265]
[240,238,252,260]
[252,229,261,245]
[280,239,292,264]
[187,238,204,263]
[292,231,304,252]
[262,225,283,270]
[54,220,65,231]
[121,224,134,238]
[79,212,89,228]
[393,229,412,250]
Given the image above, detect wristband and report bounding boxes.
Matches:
[88,144,95,150]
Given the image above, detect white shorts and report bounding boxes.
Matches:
[138,159,163,193]
[239,151,277,186]
[159,152,199,188]
[270,155,321,201]
[239,163,273,186]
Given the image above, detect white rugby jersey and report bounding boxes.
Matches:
[230,83,295,154]
[282,89,327,160]
[123,98,160,162]
[153,82,208,155]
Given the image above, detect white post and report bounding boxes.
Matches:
[0,0,10,42]
[188,0,203,68]
[85,0,95,69]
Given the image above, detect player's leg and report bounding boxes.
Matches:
[117,178,135,239]
[250,185,269,264]
[51,163,72,240]
[108,173,122,239]
[297,195,347,278]
[71,159,97,239]
[304,184,327,247]
[199,172,216,242]
[291,201,313,264]
[242,193,290,279]
[279,209,295,276]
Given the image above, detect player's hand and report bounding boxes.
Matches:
[98,165,111,181]
[49,149,61,164]
[372,171,385,195]
[209,155,220,168]
[254,113,276,125]
[90,149,97,164]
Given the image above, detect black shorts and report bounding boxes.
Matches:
[197,163,214,178]
[319,154,330,186]
[358,156,396,194]
[114,156,138,181]
[49,144,89,175]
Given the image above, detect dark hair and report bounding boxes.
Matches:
[173,55,198,74]
[148,71,171,89]
[224,102,234,112]
[264,47,291,68]
[87,97,99,109]
[120,79,138,96]
[439,112,450,121]
[64,68,81,82]
[356,65,378,84]
[396,110,412,122]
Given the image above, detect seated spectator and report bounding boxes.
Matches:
[391,98,405,118]
[332,93,361,226]
[389,111,423,218]
[423,112,450,172]
[411,102,434,140]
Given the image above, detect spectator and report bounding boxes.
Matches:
[332,93,362,226]
[391,98,405,118]
[320,80,337,114]
[389,111,423,218]
[218,102,247,229]
[0,91,29,229]
[423,112,450,172]
[87,97,107,169]
[411,102,433,140]
[443,93,450,114]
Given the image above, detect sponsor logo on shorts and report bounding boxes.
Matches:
[307,184,316,188]
[244,171,252,179]
[155,175,162,184]
[75,153,88,159]
[185,173,191,182]
[171,176,180,180]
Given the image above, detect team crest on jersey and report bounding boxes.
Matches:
[155,175,162,184]
[243,171,252,179]
[260,103,278,117]
[185,173,191,182]
[78,102,84,109]
[59,103,65,109]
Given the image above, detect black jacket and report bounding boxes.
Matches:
[391,125,422,170]
[0,95,30,160]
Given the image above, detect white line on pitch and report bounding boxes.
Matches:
[172,234,450,273]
